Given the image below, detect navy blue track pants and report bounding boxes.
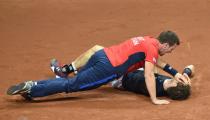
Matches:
[30,50,118,98]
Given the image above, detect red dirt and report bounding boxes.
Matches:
[1,0,210,120]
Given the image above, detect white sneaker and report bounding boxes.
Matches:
[110,80,123,90]
[7,81,34,95]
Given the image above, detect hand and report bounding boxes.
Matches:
[174,73,190,84]
[183,73,191,85]
[152,99,170,105]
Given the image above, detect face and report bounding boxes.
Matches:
[164,78,191,90]
[164,79,179,90]
[159,43,177,56]
[168,79,179,88]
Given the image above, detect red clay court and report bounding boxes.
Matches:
[0,0,210,120]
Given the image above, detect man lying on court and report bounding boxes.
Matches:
[110,65,194,100]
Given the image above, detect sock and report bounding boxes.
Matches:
[71,62,78,74]
[62,64,75,74]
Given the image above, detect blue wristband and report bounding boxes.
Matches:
[163,64,178,76]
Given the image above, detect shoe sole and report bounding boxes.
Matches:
[7,82,27,95]
[50,59,62,78]
[50,59,58,71]
[50,59,58,67]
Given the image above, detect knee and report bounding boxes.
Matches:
[66,78,81,92]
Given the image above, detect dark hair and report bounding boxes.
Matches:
[157,30,180,46]
[166,83,191,100]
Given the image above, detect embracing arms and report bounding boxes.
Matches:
[156,58,189,84]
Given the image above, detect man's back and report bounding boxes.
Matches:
[104,36,159,73]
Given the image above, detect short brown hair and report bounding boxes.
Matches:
[157,30,180,46]
[166,83,191,100]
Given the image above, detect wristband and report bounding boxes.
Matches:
[182,68,192,77]
[163,64,178,76]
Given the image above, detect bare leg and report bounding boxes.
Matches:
[72,45,104,69]
[51,45,104,77]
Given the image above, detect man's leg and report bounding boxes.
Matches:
[73,45,104,69]
[8,50,117,100]
[51,45,104,77]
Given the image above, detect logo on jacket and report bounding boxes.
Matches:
[132,37,145,46]
[153,57,157,63]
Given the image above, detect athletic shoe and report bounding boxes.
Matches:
[50,58,68,78]
[183,65,195,77]
[7,81,34,95]
[21,93,33,101]
[110,79,123,90]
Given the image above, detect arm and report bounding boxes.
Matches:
[156,58,189,84]
[145,61,170,105]
[156,58,167,69]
